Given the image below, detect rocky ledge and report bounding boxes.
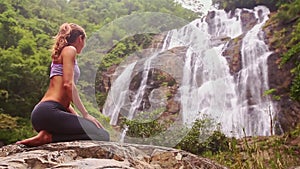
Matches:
[0,141,226,169]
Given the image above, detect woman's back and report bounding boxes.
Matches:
[41,46,78,109]
[16,22,109,147]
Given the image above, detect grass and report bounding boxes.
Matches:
[203,125,300,169]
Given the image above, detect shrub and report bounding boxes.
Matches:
[119,108,167,138]
[175,116,229,155]
[120,111,229,155]
[0,113,36,145]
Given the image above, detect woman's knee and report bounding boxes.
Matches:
[101,129,110,141]
[92,128,110,141]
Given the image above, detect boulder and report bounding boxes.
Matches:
[0,141,227,169]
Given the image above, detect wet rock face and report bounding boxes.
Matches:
[267,52,300,132]
[0,141,227,169]
[129,68,179,113]
[240,9,258,32]
[222,35,243,75]
[263,14,300,132]
[206,8,259,76]
[96,6,300,134]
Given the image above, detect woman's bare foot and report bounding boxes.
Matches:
[16,130,52,147]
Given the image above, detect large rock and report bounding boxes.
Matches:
[0,141,227,169]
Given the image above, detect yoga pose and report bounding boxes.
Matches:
[17,23,109,146]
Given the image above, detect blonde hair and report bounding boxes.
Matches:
[51,23,86,59]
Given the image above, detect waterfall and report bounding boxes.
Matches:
[237,7,275,136]
[103,36,171,142]
[127,52,160,120]
[163,5,276,137]
[102,5,277,140]
[103,62,137,125]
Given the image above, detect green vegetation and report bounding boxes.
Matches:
[270,0,300,101]
[120,108,168,138]
[264,89,281,100]
[98,34,153,71]
[0,0,197,145]
[207,126,300,169]
[0,113,36,145]
[1,0,300,168]
[121,111,300,168]
[121,111,229,152]
[175,116,229,155]
[212,0,294,12]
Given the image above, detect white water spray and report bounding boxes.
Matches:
[103,6,277,141]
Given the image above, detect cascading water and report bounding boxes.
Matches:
[103,5,277,140]
[163,5,276,137]
[103,39,170,142]
[119,53,160,142]
[237,8,275,136]
[102,62,137,125]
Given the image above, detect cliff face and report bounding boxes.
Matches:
[98,6,300,135]
[222,8,300,133]
[0,141,226,169]
[263,13,300,132]
[206,7,300,133]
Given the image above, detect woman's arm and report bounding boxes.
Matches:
[72,84,104,128]
[68,104,79,116]
[62,46,77,102]
[71,84,88,117]
[62,46,103,128]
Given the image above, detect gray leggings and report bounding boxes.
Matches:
[31,101,110,142]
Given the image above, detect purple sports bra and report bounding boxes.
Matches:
[49,60,80,84]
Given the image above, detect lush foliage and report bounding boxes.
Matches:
[0,113,36,145]
[0,0,198,145]
[119,108,172,138]
[270,0,300,100]
[114,109,300,169]
[1,0,300,168]
[121,112,230,155]
[175,117,229,155]
[208,125,300,169]
[212,0,294,12]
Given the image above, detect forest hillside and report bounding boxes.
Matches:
[1,0,300,168]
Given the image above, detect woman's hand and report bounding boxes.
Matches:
[83,114,104,128]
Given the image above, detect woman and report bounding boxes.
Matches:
[16,23,109,146]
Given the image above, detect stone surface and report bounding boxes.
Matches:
[0,141,227,169]
[95,4,300,139]
[263,13,300,133]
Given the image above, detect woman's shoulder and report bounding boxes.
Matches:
[62,45,77,53]
[61,46,77,58]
